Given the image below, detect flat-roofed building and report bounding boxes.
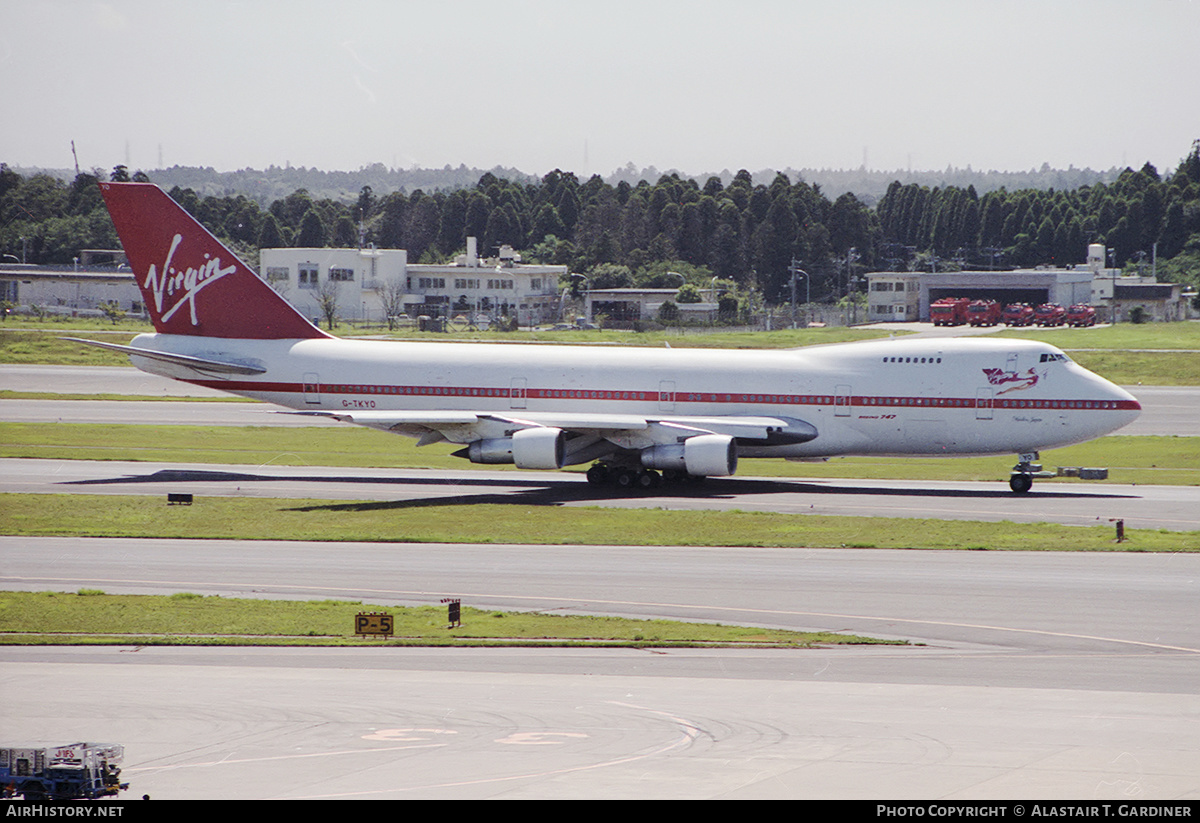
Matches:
[260,237,565,326]
[866,268,1095,322]
[0,265,143,317]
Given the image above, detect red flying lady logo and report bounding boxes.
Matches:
[981,367,1040,394]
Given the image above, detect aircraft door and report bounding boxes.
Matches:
[835,384,852,417]
[659,380,676,412]
[976,387,994,420]
[510,377,527,409]
[303,373,321,405]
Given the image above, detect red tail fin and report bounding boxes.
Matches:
[100,182,328,339]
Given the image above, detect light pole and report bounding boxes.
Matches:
[788,259,809,329]
[848,273,863,325]
[664,271,685,309]
[1107,247,1118,325]
[571,273,590,324]
[843,248,859,326]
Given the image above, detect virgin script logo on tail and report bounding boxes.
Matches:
[145,233,236,325]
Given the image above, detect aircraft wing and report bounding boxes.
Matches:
[289,409,817,450]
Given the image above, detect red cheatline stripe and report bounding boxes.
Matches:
[184,379,1139,412]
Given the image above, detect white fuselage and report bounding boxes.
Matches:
[126,333,1140,460]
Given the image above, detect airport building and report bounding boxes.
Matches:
[259,237,567,326]
[0,252,143,319]
[865,268,1095,322]
[865,244,1192,323]
[1106,281,1190,322]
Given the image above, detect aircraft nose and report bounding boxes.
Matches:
[1099,376,1141,431]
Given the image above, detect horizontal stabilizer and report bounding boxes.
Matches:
[63,337,267,375]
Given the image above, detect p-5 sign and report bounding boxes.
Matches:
[355,612,394,638]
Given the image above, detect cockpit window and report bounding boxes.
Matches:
[1039,353,1070,363]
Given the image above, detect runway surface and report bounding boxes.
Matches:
[4,539,1199,799]
[5,457,1198,530]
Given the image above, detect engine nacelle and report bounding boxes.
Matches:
[467,427,566,469]
[640,434,738,477]
[512,426,566,469]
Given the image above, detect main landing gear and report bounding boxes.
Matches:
[586,461,706,491]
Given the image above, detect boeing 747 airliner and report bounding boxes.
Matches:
[80,182,1140,493]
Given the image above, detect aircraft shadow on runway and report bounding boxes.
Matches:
[60,467,1139,512]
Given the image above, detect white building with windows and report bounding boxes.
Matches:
[260,237,566,326]
[866,274,921,322]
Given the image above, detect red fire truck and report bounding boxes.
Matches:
[1002,303,1035,326]
[1067,304,1097,326]
[967,300,1002,326]
[930,297,971,326]
[1034,303,1067,326]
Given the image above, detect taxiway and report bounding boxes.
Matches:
[3,539,1199,799]
[4,456,1198,530]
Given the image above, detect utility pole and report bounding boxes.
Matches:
[843,247,860,326]
[1108,247,1118,325]
[788,258,808,329]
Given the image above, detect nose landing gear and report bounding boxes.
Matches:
[1009,472,1034,494]
[1010,452,1051,493]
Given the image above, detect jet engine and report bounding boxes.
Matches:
[467,427,566,469]
[640,434,738,477]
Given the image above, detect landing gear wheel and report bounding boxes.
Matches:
[586,464,609,486]
[614,469,638,490]
[1009,473,1033,494]
[636,469,661,489]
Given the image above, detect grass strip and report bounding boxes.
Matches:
[0,591,888,648]
[1,330,140,366]
[2,424,1196,485]
[989,323,1200,350]
[1,493,1193,550]
[1066,350,1200,386]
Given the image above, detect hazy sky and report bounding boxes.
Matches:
[3,0,1197,178]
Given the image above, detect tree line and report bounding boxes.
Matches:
[4,143,1199,308]
[876,147,1200,275]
